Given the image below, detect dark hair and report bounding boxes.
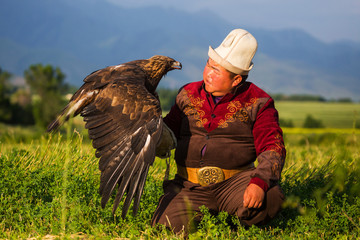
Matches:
[228,71,248,82]
[241,75,248,82]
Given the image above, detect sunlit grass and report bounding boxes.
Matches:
[0,129,359,239]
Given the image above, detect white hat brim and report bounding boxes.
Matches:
[208,46,252,75]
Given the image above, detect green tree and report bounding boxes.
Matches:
[279,118,294,128]
[158,88,178,112]
[10,88,34,125]
[303,114,324,128]
[0,67,13,122]
[24,64,66,128]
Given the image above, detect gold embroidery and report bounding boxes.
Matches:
[182,90,208,127]
[269,134,286,158]
[218,98,258,128]
[269,134,286,178]
[272,161,282,179]
[181,89,259,129]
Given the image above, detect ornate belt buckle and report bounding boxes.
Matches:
[197,166,225,186]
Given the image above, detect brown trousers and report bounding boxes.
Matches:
[151,168,284,234]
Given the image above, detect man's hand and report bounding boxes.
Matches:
[243,183,265,208]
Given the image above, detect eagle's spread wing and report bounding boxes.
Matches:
[81,73,163,218]
[47,55,181,218]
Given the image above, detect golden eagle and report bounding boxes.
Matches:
[47,55,181,218]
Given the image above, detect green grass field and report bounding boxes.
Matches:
[276,101,360,128]
[1,130,359,239]
[1,101,360,239]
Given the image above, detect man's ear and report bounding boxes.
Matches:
[232,75,242,87]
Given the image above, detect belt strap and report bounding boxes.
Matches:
[177,163,254,186]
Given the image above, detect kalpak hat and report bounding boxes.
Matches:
[208,29,258,75]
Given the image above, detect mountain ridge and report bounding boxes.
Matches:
[0,0,359,100]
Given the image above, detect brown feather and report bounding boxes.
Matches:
[47,55,181,217]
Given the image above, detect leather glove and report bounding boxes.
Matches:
[155,123,177,158]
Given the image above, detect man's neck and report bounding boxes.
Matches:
[211,94,223,104]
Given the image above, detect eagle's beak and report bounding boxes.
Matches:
[171,61,182,70]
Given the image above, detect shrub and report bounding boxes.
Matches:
[303,114,324,128]
[279,118,294,128]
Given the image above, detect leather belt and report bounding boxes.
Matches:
[177,163,255,186]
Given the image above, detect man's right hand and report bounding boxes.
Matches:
[243,183,265,208]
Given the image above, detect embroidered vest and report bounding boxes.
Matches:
[174,81,271,169]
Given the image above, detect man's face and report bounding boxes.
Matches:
[203,58,241,96]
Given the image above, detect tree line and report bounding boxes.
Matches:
[0,65,75,129]
[0,64,179,130]
[0,64,356,130]
[271,93,354,103]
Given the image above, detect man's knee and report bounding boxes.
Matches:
[152,208,199,234]
[236,185,285,226]
[151,190,198,234]
[266,185,285,218]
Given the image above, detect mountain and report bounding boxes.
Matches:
[1,0,359,100]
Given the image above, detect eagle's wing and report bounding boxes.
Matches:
[81,73,163,218]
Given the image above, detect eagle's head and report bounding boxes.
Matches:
[148,55,182,74]
[142,55,182,91]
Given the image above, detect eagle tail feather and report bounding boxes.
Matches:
[132,164,149,216]
[98,139,130,171]
[101,127,148,202]
[100,151,134,208]
[112,159,142,215]
[121,162,146,218]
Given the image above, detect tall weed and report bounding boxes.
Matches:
[0,130,359,239]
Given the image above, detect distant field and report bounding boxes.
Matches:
[275,101,360,128]
[2,102,359,143]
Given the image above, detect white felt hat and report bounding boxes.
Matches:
[208,29,258,75]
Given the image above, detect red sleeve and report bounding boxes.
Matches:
[250,98,286,189]
[249,177,269,192]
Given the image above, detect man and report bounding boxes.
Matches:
[152,29,286,234]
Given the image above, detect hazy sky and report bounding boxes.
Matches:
[107,0,360,43]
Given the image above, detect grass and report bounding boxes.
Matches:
[276,101,360,128]
[1,101,360,239]
[0,128,359,239]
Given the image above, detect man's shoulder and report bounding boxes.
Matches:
[241,82,272,99]
[178,80,203,94]
[182,81,203,90]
